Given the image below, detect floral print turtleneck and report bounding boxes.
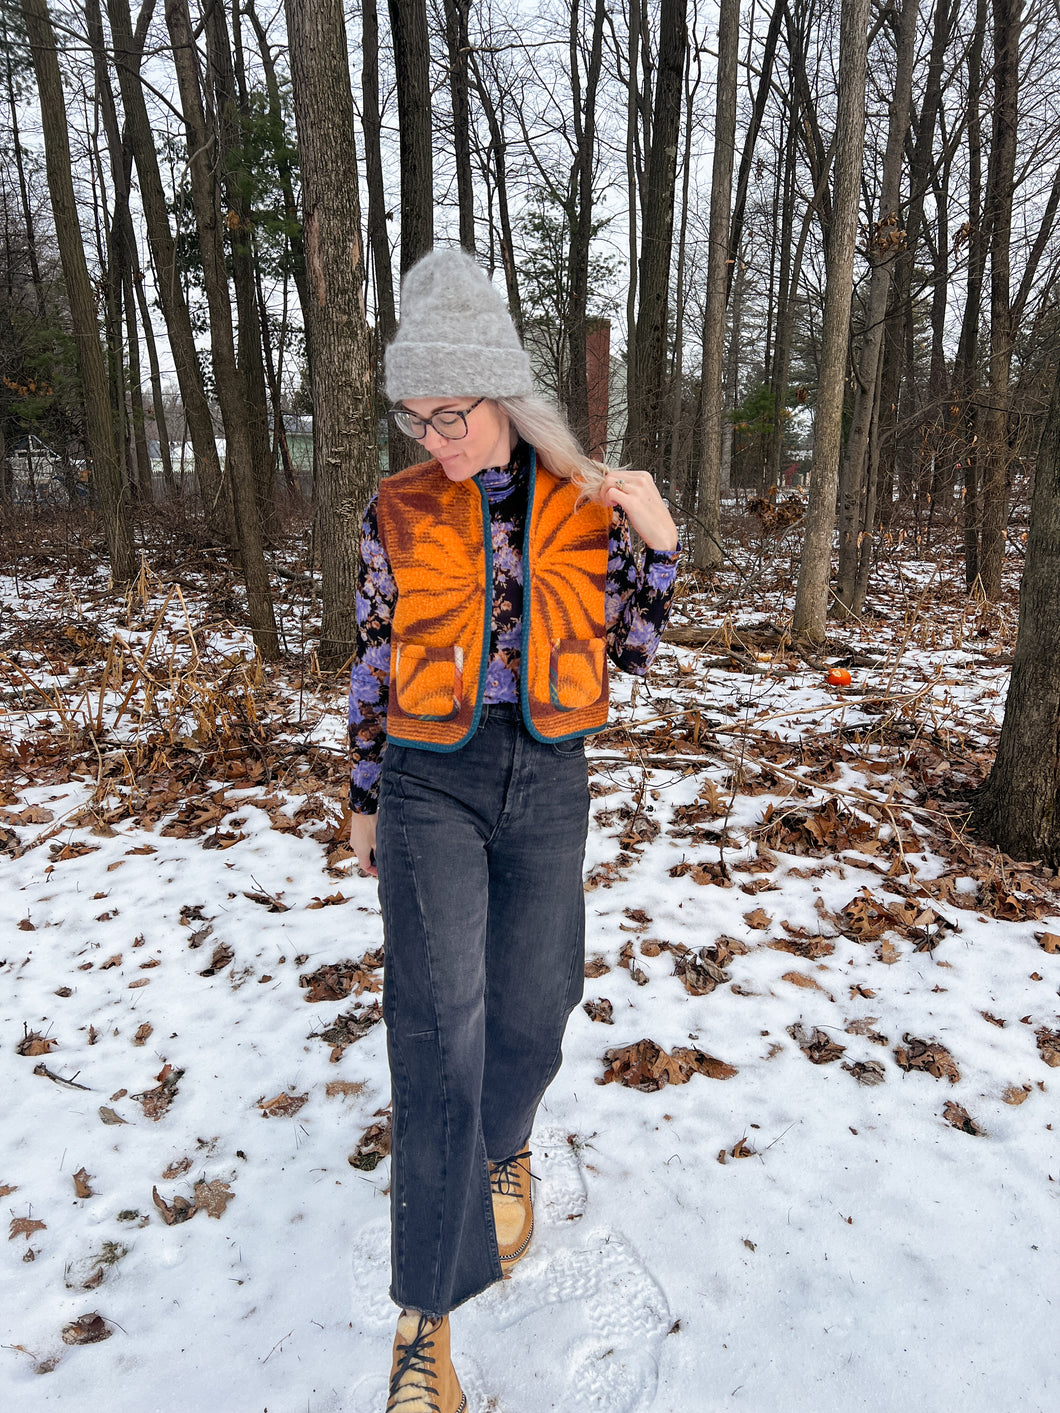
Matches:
[348,442,679,812]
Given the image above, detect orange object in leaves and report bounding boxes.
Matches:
[827,667,852,687]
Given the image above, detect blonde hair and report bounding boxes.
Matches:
[493,394,610,497]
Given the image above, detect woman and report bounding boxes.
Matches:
[348,249,679,1412]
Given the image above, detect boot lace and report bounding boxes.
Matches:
[388,1314,441,1412]
[489,1149,533,1197]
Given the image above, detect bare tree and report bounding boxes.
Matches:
[834,0,916,614]
[791,0,869,641]
[388,0,433,273]
[165,0,279,658]
[975,354,1060,865]
[21,0,135,583]
[624,0,687,476]
[285,0,378,670]
[977,0,1021,600]
[107,0,233,541]
[692,0,738,570]
[443,0,476,254]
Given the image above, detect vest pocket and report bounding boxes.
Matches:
[394,642,463,721]
[549,637,605,711]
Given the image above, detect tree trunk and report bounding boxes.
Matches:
[468,53,523,334]
[978,0,1021,600]
[134,264,176,496]
[953,0,988,584]
[624,0,686,475]
[834,0,915,613]
[726,0,785,302]
[3,8,45,318]
[564,0,607,448]
[388,0,433,274]
[107,0,233,542]
[360,0,397,355]
[285,0,378,671]
[21,0,136,583]
[975,357,1060,865]
[791,0,869,641]
[443,0,476,254]
[692,0,738,570]
[205,0,276,541]
[166,0,278,659]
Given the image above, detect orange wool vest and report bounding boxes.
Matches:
[376,449,611,750]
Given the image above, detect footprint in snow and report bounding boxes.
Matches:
[347,1128,669,1412]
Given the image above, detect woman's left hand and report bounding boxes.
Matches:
[601,470,679,552]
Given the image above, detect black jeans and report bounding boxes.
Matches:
[377,704,590,1318]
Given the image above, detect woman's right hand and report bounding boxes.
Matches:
[350,811,378,878]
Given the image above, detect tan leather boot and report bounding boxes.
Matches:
[489,1149,534,1273]
[387,1311,466,1413]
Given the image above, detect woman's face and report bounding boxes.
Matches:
[399,397,515,482]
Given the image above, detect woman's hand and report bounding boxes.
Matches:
[350,811,378,878]
[600,470,679,552]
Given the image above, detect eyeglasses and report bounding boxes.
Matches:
[389,397,486,441]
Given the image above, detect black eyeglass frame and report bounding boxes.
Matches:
[388,397,486,441]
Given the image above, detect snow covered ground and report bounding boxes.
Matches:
[1,545,1057,1412]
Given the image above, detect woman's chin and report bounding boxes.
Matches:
[438,457,476,482]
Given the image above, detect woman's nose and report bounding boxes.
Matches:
[419,424,447,453]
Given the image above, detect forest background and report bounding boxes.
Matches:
[2,3,1060,1407]
[4,0,1060,858]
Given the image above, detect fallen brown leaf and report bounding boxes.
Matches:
[788,1023,846,1064]
[199,942,234,977]
[325,1079,366,1099]
[257,1091,309,1118]
[162,1156,192,1180]
[98,1106,128,1126]
[194,1179,234,1219]
[72,1168,94,1199]
[894,1035,960,1083]
[673,952,729,996]
[61,1313,111,1345]
[743,908,772,930]
[350,1113,392,1170]
[597,1037,736,1090]
[769,936,835,960]
[299,953,383,1001]
[670,1046,739,1081]
[306,892,350,909]
[942,1100,986,1135]
[152,1186,196,1225]
[10,1216,46,1240]
[1002,1085,1031,1106]
[782,971,834,1001]
[582,997,614,1024]
[133,1065,184,1121]
[1035,1026,1060,1067]
[133,1022,153,1046]
[314,1003,383,1059]
[243,889,289,912]
[842,1059,887,1086]
[16,1032,58,1057]
[844,1016,888,1045]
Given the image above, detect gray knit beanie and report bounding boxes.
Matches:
[384,248,533,402]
